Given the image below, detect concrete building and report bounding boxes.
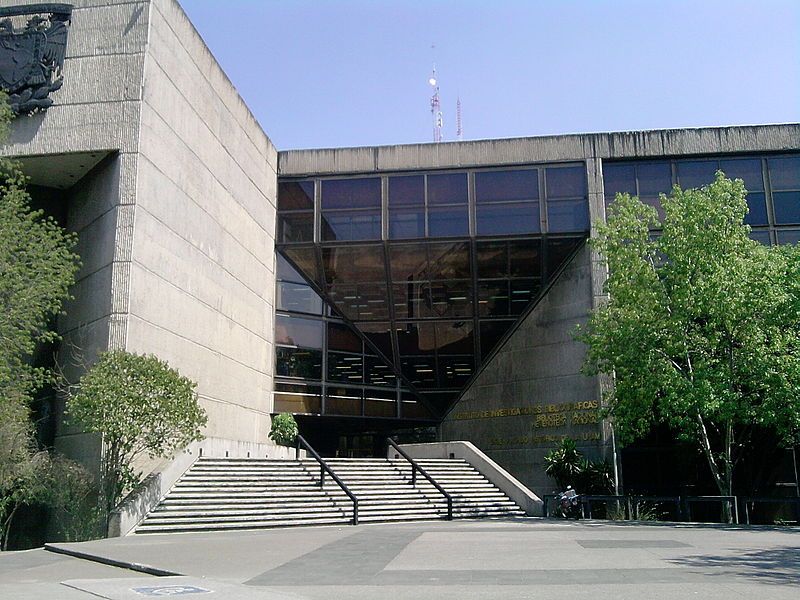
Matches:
[1,0,798,495]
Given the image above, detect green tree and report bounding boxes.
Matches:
[0,91,84,548]
[66,351,207,517]
[579,173,800,519]
[269,413,298,446]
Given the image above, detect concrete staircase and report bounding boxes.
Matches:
[135,456,525,534]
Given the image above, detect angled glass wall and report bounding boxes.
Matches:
[603,153,800,245]
[277,163,591,417]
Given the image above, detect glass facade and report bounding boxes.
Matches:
[276,164,590,418]
[603,153,800,244]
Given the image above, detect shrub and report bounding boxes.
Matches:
[269,413,298,446]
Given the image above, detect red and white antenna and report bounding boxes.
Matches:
[429,65,443,143]
[456,96,463,141]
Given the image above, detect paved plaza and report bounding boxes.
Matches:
[0,518,797,599]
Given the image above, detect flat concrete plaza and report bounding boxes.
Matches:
[1,518,797,599]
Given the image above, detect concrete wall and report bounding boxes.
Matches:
[439,244,604,496]
[129,0,277,443]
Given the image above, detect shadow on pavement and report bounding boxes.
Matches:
[668,546,800,585]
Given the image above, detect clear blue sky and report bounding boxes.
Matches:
[180,0,800,150]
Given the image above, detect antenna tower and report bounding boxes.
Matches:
[429,65,443,143]
[456,96,463,141]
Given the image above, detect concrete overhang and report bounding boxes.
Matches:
[15,150,113,190]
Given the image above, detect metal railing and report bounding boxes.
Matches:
[295,434,359,525]
[387,438,453,520]
[741,496,800,525]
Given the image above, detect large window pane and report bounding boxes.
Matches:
[321,210,381,241]
[547,199,589,232]
[427,172,468,205]
[477,281,509,316]
[773,191,800,224]
[365,389,397,417]
[637,162,672,196]
[277,282,323,315]
[427,242,471,280]
[479,320,514,360]
[389,208,424,239]
[400,357,437,388]
[546,166,586,198]
[392,282,427,320]
[509,239,542,277]
[397,322,437,356]
[276,347,322,379]
[435,321,474,354]
[275,315,323,348]
[278,181,314,210]
[768,157,800,190]
[327,283,389,320]
[427,280,472,318]
[326,387,362,416]
[777,230,800,245]
[719,159,763,191]
[476,203,540,235]
[322,245,386,283]
[475,169,538,203]
[510,279,539,314]
[274,383,321,414]
[358,323,394,361]
[749,230,772,245]
[677,160,718,189]
[278,212,313,243]
[281,247,320,286]
[428,206,468,236]
[327,322,362,352]
[546,237,583,277]
[365,356,397,387]
[439,356,474,387]
[389,175,424,207]
[745,192,768,226]
[327,352,363,384]
[603,164,636,199]
[321,178,381,209]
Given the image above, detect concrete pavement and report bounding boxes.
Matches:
[1,518,797,599]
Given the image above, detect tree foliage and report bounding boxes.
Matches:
[269,413,298,447]
[579,173,800,511]
[543,437,614,494]
[0,91,85,549]
[67,351,207,516]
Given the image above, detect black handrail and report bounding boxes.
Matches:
[295,434,359,525]
[387,438,453,520]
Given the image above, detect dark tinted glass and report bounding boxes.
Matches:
[546,237,583,277]
[476,203,540,235]
[327,322,362,352]
[773,191,800,224]
[397,322,437,356]
[358,323,394,360]
[327,283,389,321]
[322,246,386,283]
[427,242,471,280]
[321,178,381,209]
[435,321,474,354]
[389,175,424,207]
[327,352,363,384]
[719,159,763,191]
[276,347,322,379]
[510,279,539,314]
[546,166,586,198]
[677,160,718,189]
[320,210,381,241]
[439,356,474,387]
[389,243,429,280]
[637,162,672,196]
[427,280,472,318]
[509,239,542,277]
[274,383,322,414]
[745,192,768,226]
[277,253,306,283]
[768,157,800,190]
[275,315,323,348]
[400,356,437,387]
[278,213,314,243]
[427,173,468,205]
[389,208,424,239]
[428,206,469,236]
[476,241,508,278]
[365,356,396,386]
[364,390,397,417]
[278,181,314,210]
[475,169,538,203]
[477,281,509,316]
[277,282,323,315]
[479,320,514,360]
[777,230,800,245]
[603,164,637,198]
[749,230,772,245]
[282,247,320,287]
[401,395,436,419]
[392,282,427,320]
[547,199,589,232]
[325,387,362,416]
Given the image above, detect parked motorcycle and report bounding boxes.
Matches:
[555,486,582,519]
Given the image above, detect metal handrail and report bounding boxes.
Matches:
[387,438,453,520]
[295,434,359,525]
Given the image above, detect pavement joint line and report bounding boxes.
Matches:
[43,543,182,577]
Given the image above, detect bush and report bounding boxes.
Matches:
[269,413,298,446]
[67,351,207,518]
[544,437,615,494]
